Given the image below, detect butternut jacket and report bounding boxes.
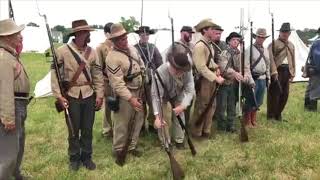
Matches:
[0,41,30,124]
[105,46,145,101]
[193,36,219,82]
[51,41,104,99]
[96,39,113,78]
[268,39,295,77]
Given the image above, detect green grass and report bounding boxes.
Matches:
[21,53,320,180]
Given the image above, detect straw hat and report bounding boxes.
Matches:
[253,28,270,38]
[0,18,25,36]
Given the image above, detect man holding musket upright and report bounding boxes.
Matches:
[267,23,295,121]
[190,19,225,139]
[215,32,255,133]
[51,19,104,171]
[106,23,145,165]
[134,26,162,133]
[244,28,270,127]
[0,18,30,180]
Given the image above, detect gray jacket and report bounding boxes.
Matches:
[151,62,195,115]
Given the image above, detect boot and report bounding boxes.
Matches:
[81,152,96,170]
[244,111,253,128]
[251,111,257,127]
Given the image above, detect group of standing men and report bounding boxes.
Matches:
[3,15,316,179]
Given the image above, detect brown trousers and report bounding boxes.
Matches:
[267,65,291,120]
[191,78,217,136]
[113,89,144,151]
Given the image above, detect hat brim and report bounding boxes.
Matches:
[134,29,156,35]
[182,30,195,34]
[0,24,25,36]
[68,25,95,37]
[169,58,191,72]
[253,34,270,39]
[108,30,128,40]
[277,29,295,32]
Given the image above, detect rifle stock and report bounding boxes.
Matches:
[167,149,185,180]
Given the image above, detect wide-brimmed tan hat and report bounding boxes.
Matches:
[109,23,127,40]
[194,18,221,32]
[253,28,270,38]
[68,19,94,37]
[0,18,25,36]
[168,52,191,72]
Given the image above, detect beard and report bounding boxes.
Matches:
[183,34,191,43]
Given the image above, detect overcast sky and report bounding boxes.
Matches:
[1,0,319,33]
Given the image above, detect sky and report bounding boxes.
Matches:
[0,0,320,33]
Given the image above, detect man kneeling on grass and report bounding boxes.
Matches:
[152,51,195,149]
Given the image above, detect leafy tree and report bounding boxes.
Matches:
[297,28,318,45]
[52,25,66,32]
[120,16,140,33]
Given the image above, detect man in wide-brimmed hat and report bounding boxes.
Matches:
[164,25,195,145]
[243,28,270,128]
[105,23,145,166]
[152,51,195,149]
[267,22,295,121]
[215,32,254,133]
[51,19,104,171]
[133,25,163,135]
[190,18,225,139]
[96,22,114,139]
[0,18,30,180]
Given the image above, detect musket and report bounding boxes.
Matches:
[270,13,283,94]
[116,72,144,166]
[238,9,249,142]
[248,22,259,111]
[153,71,184,180]
[8,0,15,21]
[239,38,249,143]
[36,6,75,137]
[249,21,253,68]
[194,56,232,128]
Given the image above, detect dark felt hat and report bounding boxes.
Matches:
[278,22,294,32]
[180,26,195,33]
[134,26,156,35]
[104,22,114,34]
[168,52,191,72]
[226,32,242,43]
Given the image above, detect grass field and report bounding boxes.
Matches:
[20,53,320,180]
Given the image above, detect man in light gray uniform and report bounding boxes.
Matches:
[152,51,195,149]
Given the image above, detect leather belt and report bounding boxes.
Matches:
[14,92,29,97]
